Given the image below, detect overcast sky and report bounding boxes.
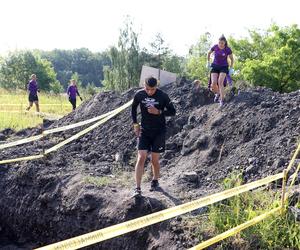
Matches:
[0,0,299,55]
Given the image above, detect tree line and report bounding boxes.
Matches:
[0,20,299,94]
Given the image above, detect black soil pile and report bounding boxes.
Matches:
[0,81,299,249]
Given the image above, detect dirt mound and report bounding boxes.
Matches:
[0,82,299,249]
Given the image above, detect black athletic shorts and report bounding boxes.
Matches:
[138,130,166,153]
[211,64,229,74]
[29,93,38,102]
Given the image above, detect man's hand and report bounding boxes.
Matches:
[133,124,140,137]
[147,106,161,115]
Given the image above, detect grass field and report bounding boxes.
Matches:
[0,89,82,131]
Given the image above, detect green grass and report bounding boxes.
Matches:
[194,172,300,249]
[84,176,112,187]
[0,88,83,131]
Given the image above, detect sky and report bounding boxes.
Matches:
[0,0,299,56]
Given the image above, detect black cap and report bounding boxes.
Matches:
[145,77,158,87]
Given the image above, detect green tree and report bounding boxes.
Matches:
[0,50,57,90]
[186,32,212,84]
[229,24,300,92]
[38,48,111,88]
[162,55,185,75]
[85,82,97,96]
[149,33,170,69]
[103,17,141,91]
[50,80,64,94]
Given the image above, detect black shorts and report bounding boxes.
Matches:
[29,94,38,102]
[138,130,166,153]
[211,64,229,74]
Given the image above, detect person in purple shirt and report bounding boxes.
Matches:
[207,35,234,106]
[26,74,40,112]
[67,79,82,111]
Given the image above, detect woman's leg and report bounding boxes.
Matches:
[69,98,76,110]
[218,73,227,101]
[211,73,219,94]
[34,101,40,112]
[26,102,33,111]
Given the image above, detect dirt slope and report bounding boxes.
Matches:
[0,82,299,249]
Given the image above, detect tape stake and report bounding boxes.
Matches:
[0,100,133,150]
[44,100,133,155]
[35,173,283,250]
[44,100,132,135]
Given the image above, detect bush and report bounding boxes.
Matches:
[50,81,63,94]
[196,172,300,249]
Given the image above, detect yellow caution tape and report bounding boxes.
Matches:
[0,104,70,106]
[0,154,44,164]
[0,100,132,151]
[286,141,300,173]
[0,100,133,165]
[189,206,282,250]
[44,100,132,155]
[0,135,44,150]
[44,100,132,135]
[35,173,283,250]
[45,113,116,154]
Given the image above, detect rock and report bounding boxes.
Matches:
[273,158,285,169]
[182,172,198,183]
[248,157,257,165]
[0,133,6,141]
[245,165,258,175]
[163,150,174,160]
[196,135,209,150]
[188,115,197,125]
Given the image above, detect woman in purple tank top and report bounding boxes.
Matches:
[26,74,40,112]
[207,35,234,106]
[67,79,82,111]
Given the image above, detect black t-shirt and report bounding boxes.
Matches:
[131,88,176,133]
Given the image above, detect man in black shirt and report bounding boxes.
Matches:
[131,77,176,197]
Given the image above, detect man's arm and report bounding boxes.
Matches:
[162,95,176,116]
[131,94,139,124]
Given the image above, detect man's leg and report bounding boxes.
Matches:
[135,150,147,189]
[151,152,160,181]
[149,132,165,191]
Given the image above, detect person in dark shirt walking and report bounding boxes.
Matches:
[26,74,40,112]
[67,79,82,111]
[131,77,176,197]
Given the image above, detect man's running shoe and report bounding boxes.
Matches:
[150,180,159,191]
[132,187,142,198]
[219,100,224,107]
[214,94,220,103]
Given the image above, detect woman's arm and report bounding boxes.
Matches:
[229,54,234,68]
[207,50,213,62]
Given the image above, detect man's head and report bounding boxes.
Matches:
[31,74,37,80]
[144,77,158,96]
